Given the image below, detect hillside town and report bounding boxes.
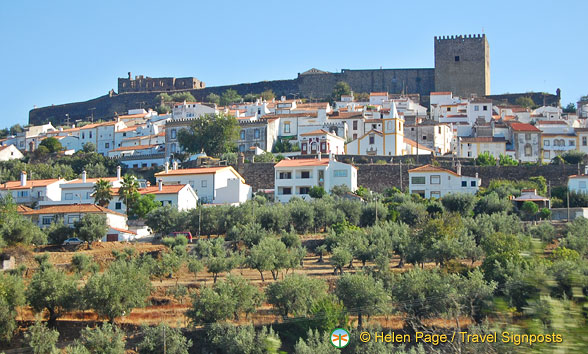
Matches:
[1,20,588,353]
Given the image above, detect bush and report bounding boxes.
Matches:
[475,152,496,166]
[474,192,512,215]
[441,193,476,216]
[24,320,59,354]
[561,150,586,164]
[138,323,192,354]
[77,323,126,354]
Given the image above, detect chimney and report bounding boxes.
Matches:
[165,161,169,173]
[173,161,178,170]
[281,96,286,102]
[585,165,588,175]
[456,162,462,176]
[158,179,163,191]
[20,171,27,187]
[117,166,121,180]
[82,170,87,183]
[318,153,322,161]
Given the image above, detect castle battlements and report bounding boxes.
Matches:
[434,34,486,41]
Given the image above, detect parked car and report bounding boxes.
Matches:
[170,231,193,243]
[62,238,83,246]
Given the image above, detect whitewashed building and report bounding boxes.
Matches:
[408,164,480,198]
[274,157,357,202]
[155,165,251,205]
[0,172,64,205]
[299,129,345,155]
[459,137,506,159]
[0,145,24,161]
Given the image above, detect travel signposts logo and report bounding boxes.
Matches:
[330,328,350,348]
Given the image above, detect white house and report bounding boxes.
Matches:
[345,103,405,156]
[408,164,480,199]
[459,137,506,159]
[0,145,24,161]
[0,172,64,205]
[154,165,251,205]
[568,169,588,194]
[140,181,198,211]
[172,102,217,120]
[274,156,357,202]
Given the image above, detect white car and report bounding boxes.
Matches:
[62,238,83,246]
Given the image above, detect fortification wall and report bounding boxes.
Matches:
[236,162,581,193]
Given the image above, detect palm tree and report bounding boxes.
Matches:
[118,174,140,212]
[92,179,113,207]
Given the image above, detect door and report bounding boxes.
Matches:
[106,234,118,242]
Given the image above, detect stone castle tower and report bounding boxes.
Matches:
[434,34,490,97]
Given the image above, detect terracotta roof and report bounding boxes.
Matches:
[117,113,147,119]
[110,227,137,235]
[155,166,245,183]
[139,184,187,195]
[327,112,364,119]
[275,158,330,168]
[0,178,61,190]
[109,144,159,152]
[460,137,506,143]
[508,123,541,132]
[537,120,567,125]
[541,133,576,137]
[19,204,125,217]
[408,164,460,176]
[430,92,452,96]
[17,205,33,212]
[265,113,318,118]
[63,177,119,185]
[370,92,388,96]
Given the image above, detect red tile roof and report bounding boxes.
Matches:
[19,204,125,216]
[139,185,187,195]
[508,122,540,132]
[108,144,159,152]
[430,92,452,96]
[155,166,245,183]
[0,178,61,190]
[408,164,460,176]
[275,159,330,168]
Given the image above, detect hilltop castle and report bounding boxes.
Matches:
[31,34,558,126]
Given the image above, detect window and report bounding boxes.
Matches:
[353,134,357,139]
[430,175,441,184]
[254,129,260,139]
[302,143,307,151]
[524,143,532,157]
[284,123,291,134]
[65,193,73,200]
[483,106,488,111]
[279,172,292,179]
[320,142,326,151]
[299,187,310,195]
[239,144,245,152]
[471,181,477,187]
[89,132,92,138]
[461,181,467,187]
[438,127,441,134]
[422,135,427,140]
[240,130,245,139]
[133,164,139,168]
[42,216,54,225]
[301,171,310,179]
[115,202,122,210]
[447,107,452,112]
[105,142,110,149]
[369,134,375,145]
[544,151,550,158]
[455,56,460,62]
[474,105,479,111]
[544,140,550,146]
[201,180,207,187]
[82,133,85,139]
[353,121,358,130]
[280,187,292,195]
[431,191,441,198]
[67,216,79,224]
[570,140,576,146]
[171,129,177,139]
[372,124,377,129]
[411,176,425,184]
[334,170,347,177]
[311,142,317,151]
[583,137,587,146]
[142,163,147,168]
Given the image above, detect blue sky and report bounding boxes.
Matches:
[1,0,586,127]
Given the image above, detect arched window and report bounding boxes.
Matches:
[524,143,532,157]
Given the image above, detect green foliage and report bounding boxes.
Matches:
[227,223,268,247]
[206,323,281,354]
[247,237,290,281]
[133,194,160,218]
[170,91,196,102]
[335,273,388,327]
[475,152,496,166]
[71,254,99,275]
[498,154,519,166]
[138,323,192,354]
[220,89,243,106]
[77,322,126,354]
[74,213,108,244]
[0,272,25,342]
[25,320,59,354]
[395,200,427,226]
[561,217,588,257]
[177,113,239,156]
[188,275,263,324]
[27,262,80,323]
[261,89,275,101]
[83,142,96,153]
[206,93,220,105]
[84,259,152,322]
[528,222,556,242]
[474,192,512,215]
[331,81,351,102]
[520,201,539,220]
[288,199,315,233]
[146,206,185,236]
[563,102,577,113]
[253,152,275,163]
[162,235,188,249]
[272,138,300,153]
[294,330,338,354]
[308,186,326,199]
[118,174,140,214]
[561,150,586,164]
[92,179,113,207]
[515,96,536,108]
[330,247,352,275]
[1,214,47,245]
[266,274,328,317]
[39,137,63,153]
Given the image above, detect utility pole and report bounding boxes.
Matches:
[88,107,96,122]
[399,161,403,191]
[163,325,166,354]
